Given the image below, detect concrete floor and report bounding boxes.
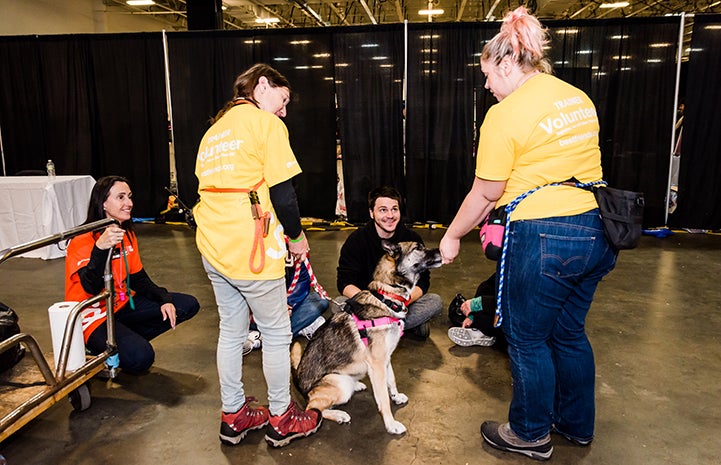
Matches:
[0,223,720,465]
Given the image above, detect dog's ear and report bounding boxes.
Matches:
[381,240,401,257]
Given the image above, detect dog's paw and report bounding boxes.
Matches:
[354,381,367,392]
[385,420,407,435]
[324,409,351,424]
[391,392,408,405]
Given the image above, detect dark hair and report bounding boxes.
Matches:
[211,63,291,124]
[85,175,134,234]
[368,186,402,210]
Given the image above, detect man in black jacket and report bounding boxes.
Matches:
[336,186,442,339]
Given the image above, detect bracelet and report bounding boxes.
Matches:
[288,231,305,243]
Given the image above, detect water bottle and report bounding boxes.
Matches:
[46,159,56,179]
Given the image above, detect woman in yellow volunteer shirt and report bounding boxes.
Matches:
[194,63,321,448]
[439,7,617,461]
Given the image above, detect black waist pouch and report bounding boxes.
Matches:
[592,186,645,251]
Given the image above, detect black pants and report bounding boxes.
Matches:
[86,293,199,373]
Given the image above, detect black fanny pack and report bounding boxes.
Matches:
[578,183,645,251]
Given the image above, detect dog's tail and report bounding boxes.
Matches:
[290,341,304,393]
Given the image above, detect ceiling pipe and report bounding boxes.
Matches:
[596,4,625,19]
[569,2,595,19]
[394,0,404,22]
[485,0,501,21]
[324,0,351,25]
[358,0,378,24]
[457,0,468,21]
[292,1,330,26]
[246,0,296,27]
[626,1,660,18]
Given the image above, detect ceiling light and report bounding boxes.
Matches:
[256,17,280,24]
[599,2,629,8]
[126,0,155,6]
[419,0,443,17]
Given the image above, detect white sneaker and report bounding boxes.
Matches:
[448,327,496,347]
[298,316,326,340]
[242,330,262,356]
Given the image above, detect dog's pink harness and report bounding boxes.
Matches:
[351,314,404,346]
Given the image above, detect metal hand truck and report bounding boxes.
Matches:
[0,218,120,442]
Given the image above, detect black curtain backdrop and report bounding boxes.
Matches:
[671,14,721,230]
[87,35,170,217]
[0,33,169,218]
[166,32,255,206]
[405,23,494,224]
[166,29,337,219]
[254,29,337,219]
[332,25,405,223]
[0,36,62,177]
[2,17,715,227]
[547,17,681,227]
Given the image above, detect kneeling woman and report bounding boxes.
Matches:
[65,175,200,373]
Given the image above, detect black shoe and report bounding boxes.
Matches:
[447,293,467,327]
[481,421,553,461]
[404,321,430,340]
[552,426,592,446]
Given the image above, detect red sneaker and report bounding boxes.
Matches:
[264,400,322,447]
[219,396,270,445]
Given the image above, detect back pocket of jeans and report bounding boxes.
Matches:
[540,234,593,279]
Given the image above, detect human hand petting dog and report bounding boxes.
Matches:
[439,234,460,264]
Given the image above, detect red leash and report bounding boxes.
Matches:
[286,257,329,300]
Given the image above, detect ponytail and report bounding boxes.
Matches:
[210,63,291,124]
[482,6,552,74]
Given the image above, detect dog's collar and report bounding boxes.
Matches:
[351,314,404,346]
[371,289,410,311]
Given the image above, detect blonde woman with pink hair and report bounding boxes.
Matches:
[440,6,616,460]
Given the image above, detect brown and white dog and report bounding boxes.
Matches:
[290,240,442,434]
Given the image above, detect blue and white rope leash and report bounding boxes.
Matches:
[493,180,607,328]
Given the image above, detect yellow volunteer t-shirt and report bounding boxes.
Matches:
[194,103,302,280]
[476,73,602,221]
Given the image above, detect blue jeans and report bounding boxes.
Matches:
[86,293,200,373]
[405,293,442,329]
[499,210,616,443]
[290,291,329,337]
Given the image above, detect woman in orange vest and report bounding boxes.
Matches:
[65,175,199,373]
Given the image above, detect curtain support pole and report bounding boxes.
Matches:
[665,12,685,225]
[162,30,179,195]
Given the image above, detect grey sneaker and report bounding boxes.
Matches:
[481,421,553,461]
[298,316,326,340]
[448,327,496,347]
[242,330,262,356]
